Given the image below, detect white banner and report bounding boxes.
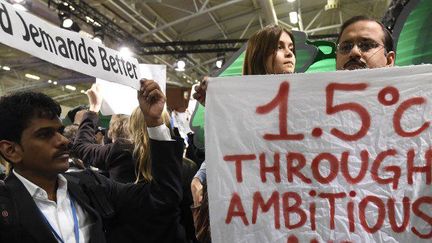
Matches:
[206,65,432,243]
[0,0,140,89]
[97,64,166,115]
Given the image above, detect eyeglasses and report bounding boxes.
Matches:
[336,39,384,54]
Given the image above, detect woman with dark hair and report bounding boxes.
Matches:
[191,24,296,242]
[243,25,296,75]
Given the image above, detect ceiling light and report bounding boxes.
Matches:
[53,81,58,85]
[215,53,225,69]
[289,11,298,24]
[58,3,79,32]
[325,0,340,11]
[62,18,73,28]
[216,60,223,69]
[80,90,85,93]
[25,73,40,80]
[287,0,296,2]
[60,18,80,32]
[2,66,10,71]
[58,3,71,23]
[65,85,76,91]
[85,16,94,23]
[119,47,133,58]
[48,80,52,83]
[175,60,186,72]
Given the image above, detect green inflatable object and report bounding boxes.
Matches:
[393,0,432,66]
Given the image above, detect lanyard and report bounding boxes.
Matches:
[38,195,80,243]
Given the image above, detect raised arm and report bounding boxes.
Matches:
[72,84,114,170]
[192,77,208,107]
[100,79,184,241]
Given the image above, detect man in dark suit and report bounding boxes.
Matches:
[0,80,186,242]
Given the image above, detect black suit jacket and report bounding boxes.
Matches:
[72,111,136,183]
[0,138,185,243]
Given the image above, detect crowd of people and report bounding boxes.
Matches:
[0,15,399,242]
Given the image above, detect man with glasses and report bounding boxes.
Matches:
[336,15,395,70]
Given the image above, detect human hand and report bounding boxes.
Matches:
[191,177,203,206]
[74,110,87,125]
[138,79,165,127]
[192,77,208,107]
[86,83,103,113]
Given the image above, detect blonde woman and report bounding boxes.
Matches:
[129,107,171,183]
[130,106,198,242]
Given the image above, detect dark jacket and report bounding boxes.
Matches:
[72,111,135,183]
[0,138,186,243]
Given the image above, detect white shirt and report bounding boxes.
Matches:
[12,124,171,243]
[13,170,92,243]
[147,123,172,141]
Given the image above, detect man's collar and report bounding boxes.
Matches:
[12,169,68,201]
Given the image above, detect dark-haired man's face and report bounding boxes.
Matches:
[13,117,70,178]
[336,20,395,70]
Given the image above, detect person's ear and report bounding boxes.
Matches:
[0,140,23,165]
[386,51,395,67]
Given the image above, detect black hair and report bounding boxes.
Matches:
[0,92,61,143]
[337,15,394,53]
[67,105,87,124]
